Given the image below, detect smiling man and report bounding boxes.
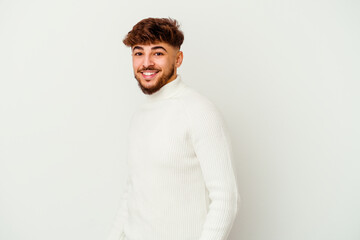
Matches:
[107,18,240,240]
[132,42,182,95]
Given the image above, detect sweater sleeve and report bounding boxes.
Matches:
[106,175,131,240]
[188,99,240,240]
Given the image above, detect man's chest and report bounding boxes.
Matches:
[127,101,195,168]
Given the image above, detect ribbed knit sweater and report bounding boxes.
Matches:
[107,75,240,240]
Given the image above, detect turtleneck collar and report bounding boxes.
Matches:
[144,75,185,101]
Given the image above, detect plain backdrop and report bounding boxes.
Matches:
[0,0,359,240]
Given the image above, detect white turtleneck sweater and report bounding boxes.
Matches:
[107,75,240,240]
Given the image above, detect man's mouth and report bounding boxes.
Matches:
[141,70,159,80]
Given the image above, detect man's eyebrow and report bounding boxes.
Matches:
[151,46,167,52]
[132,45,168,52]
[132,46,143,51]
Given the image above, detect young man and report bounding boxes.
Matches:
[107,17,240,240]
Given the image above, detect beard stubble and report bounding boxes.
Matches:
[134,65,176,95]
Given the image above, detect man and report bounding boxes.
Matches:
[107,17,240,240]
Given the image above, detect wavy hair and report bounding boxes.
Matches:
[123,17,184,49]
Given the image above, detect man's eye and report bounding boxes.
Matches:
[154,52,164,56]
[134,52,142,56]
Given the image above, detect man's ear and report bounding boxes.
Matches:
[175,51,183,68]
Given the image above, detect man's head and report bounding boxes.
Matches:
[123,18,184,95]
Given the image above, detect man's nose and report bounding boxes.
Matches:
[142,54,154,68]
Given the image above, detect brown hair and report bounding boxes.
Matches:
[123,17,184,49]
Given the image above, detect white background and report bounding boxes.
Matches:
[0,0,359,239]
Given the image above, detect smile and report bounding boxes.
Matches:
[143,72,156,76]
[141,70,159,80]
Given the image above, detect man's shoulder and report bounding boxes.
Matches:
[178,84,223,120]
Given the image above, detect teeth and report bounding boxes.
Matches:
[143,72,156,76]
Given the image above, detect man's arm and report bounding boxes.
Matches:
[106,175,131,240]
[187,98,240,240]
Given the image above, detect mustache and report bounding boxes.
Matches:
[138,67,160,72]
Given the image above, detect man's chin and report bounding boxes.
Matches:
[140,78,158,88]
[134,68,175,95]
[135,76,161,95]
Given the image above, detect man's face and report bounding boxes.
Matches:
[132,42,183,95]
